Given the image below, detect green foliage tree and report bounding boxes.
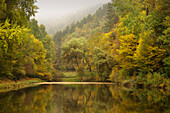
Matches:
[104,2,118,33]
[39,24,47,41]
[93,47,117,81]
[28,19,41,40]
[28,19,48,41]
[28,19,54,71]
[0,0,55,81]
[0,20,51,81]
[61,38,86,69]
[0,20,28,79]
[61,38,90,80]
[43,35,54,63]
[0,0,38,26]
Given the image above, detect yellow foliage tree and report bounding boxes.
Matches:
[117,34,138,74]
[135,32,167,73]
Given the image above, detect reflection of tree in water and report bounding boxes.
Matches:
[109,86,170,113]
[0,85,169,113]
[92,85,114,113]
[59,85,115,113]
[61,85,93,113]
[0,85,53,113]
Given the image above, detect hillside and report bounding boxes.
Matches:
[53,0,169,87]
[52,4,108,70]
[44,4,105,35]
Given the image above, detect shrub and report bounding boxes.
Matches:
[148,72,167,88]
[52,69,64,82]
[109,71,121,83]
[83,72,97,82]
[120,68,132,78]
[163,57,170,78]
[43,73,52,81]
[36,72,52,81]
[76,67,85,81]
[122,80,133,87]
[135,72,167,88]
[12,68,26,80]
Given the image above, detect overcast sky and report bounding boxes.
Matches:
[35,0,111,21]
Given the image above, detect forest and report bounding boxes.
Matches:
[0,0,169,88]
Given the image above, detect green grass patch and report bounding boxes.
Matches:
[60,71,80,82]
[63,71,77,77]
[60,71,97,82]
[61,77,81,82]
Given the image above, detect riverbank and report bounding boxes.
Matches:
[36,82,115,85]
[0,78,43,92]
[54,71,170,90]
[56,71,98,82]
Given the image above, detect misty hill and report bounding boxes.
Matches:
[53,4,108,42]
[44,4,104,35]
[52,4,108,69]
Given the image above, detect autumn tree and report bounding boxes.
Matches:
[61,38,92,80]
[0,20,51,80]
[0,0,38,26]
[93,47,117,81]
[61,38,86,69]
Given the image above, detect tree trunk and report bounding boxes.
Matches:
[84,57,92,72]
[75,56,79,70]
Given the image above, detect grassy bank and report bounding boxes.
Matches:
[58,71,97,82]
[61,72,80,82]
[0,78,43,92]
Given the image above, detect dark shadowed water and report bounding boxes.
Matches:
[0,84,169,113]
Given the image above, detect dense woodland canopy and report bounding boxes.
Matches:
[0,0,169,86]
[0,0,53,81]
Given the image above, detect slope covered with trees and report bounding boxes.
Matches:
[45,4,105,35]
[53,4,108,70]
[56,0,169,87]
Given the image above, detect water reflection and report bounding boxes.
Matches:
[0,85,169,113]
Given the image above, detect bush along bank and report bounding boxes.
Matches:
[0,78,43,92]
[109,72,169,90]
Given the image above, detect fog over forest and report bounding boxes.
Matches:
[35,0,111,34]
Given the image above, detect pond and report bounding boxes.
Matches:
[0,84,169,113]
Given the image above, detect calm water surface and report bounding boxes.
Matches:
[0,84,169,113]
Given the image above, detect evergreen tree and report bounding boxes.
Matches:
[104,2,118,33]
